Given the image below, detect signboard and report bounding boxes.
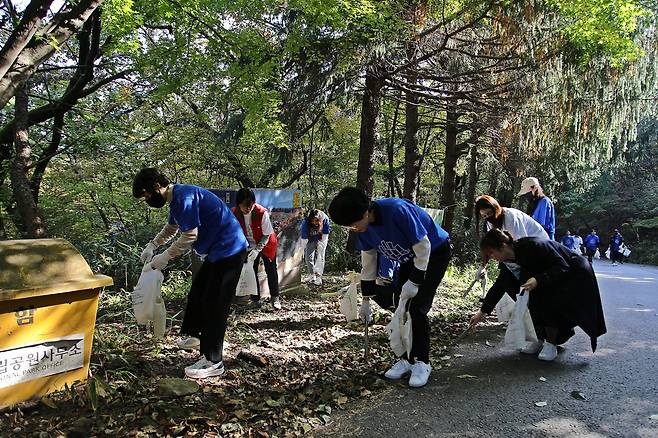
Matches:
[0,334,85,389]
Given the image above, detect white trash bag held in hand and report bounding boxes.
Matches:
[495,293,515,323]
[386,298,413,357]
[236,260,258,296]
[503,288,538,351]
[339,272,360,321]
[132,265,164,324]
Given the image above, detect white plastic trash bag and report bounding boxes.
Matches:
[503,289,538,351]
[605,247,611,259]
[236,261,258,296]
[339,272,360,321]
[594,249,601,259]
[153,295,166,338]
[386,298,413,357]
[495,293,515,323]
[623,247,631,257]
[132,266,164,324]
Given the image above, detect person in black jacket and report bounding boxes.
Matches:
[470,229,606,361]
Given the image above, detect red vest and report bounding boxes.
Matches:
[232,203,277,261]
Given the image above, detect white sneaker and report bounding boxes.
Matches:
[184,356,209,372]
[177,337,200,350]
[409,361,432,388]
[612,262,618,266]
[520,340,544,354]
[538,342,558,361]
[272,296,282,310]
[313,275,322,286]
[184,357,225,379]
[384,359,412,380]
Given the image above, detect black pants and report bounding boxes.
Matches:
[181,250,246,362]
[368,240,451,364]
[251,253,279,301]
[611,250,622,263]
[586,247,596,263]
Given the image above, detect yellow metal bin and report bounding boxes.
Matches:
[0,239,113,407]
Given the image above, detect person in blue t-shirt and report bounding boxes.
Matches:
[609,229,624,266]
[584,230,600,263]
[328,187,451,388]
[300,209,331,286]
[517,177,556,240]
[134,168,248,380]
[560,230,578,252]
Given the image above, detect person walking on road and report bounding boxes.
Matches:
[584,230,600,263]
[609,229,625,266]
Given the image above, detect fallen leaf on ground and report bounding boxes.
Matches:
[440,355,452,361]
[453,354,463,358]
[539,377,547,382]
[485,341,495,347]
[570,391,587,401]
[534,401,547,407]
[649,415,658,421]
[457,374,477,379]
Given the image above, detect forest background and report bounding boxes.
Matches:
[1,0,657,288]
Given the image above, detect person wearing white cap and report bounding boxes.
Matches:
[517,177,556,240]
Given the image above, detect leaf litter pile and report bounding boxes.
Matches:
[2,272,476,437]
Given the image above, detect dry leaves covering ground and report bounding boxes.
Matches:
[2,270,479,437]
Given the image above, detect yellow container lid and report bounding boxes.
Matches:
[0,239,113,301]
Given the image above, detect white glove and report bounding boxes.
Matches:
[149,252,170,271]
[140,242,157,263]
[358,299,372,324]
[247,250,259,263]
[400,280,419,300]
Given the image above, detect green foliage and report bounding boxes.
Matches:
[545,0,647,66]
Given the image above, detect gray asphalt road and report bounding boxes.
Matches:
[317,260,658,437]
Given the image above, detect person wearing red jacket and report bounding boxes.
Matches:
[232,188,281,310]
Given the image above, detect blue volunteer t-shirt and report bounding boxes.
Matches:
[610,234,624,251]
[356,198,449,264]
[300,216,331,242]
[532,196,556,240]
[585,234,600,250]
[168,184,247,262]
[561,235,575,249]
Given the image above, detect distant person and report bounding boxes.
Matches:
[573,232,584,255]
[609,229,624,266]
[134,168,247,378]
[561,230,579,252]
[584,230,600,263]
[232,188,281,310]
[300,209,331,286]
[517,177,556,239]
[471,229,607,361]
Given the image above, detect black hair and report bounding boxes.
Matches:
[480,228,514,251]
[132,168,169,198]
[328,187,370,226]
[236,187,256,205]
[307,209,320,232]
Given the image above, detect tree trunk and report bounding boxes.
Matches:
[355,64,384,196]
[439,103,459,233]
[402,70,420,201]
[386,98,401,197]
[463,143,478,229]
[0,0,105,111]
[10,85,47,238]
